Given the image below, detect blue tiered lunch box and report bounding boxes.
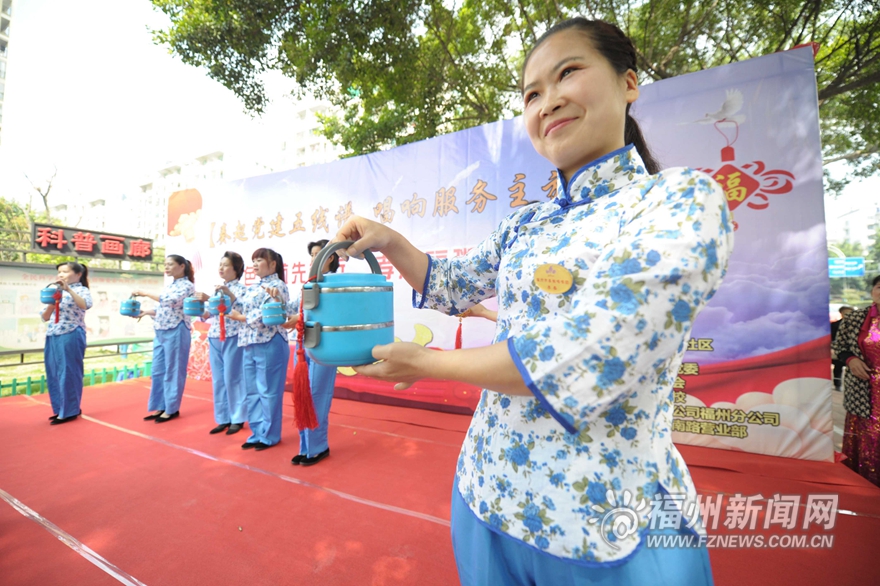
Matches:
[184,297,205,317]
[120,297,141,317]
[302,240,394,367]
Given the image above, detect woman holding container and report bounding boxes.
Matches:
[135,254,195,423]
[228,248,292,451]
[332,18,732,584]
[42,262,93,425]
[193,251,248,435]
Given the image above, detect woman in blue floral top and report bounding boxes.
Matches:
[193,251,248,436]
[335,19,733,586]
[41,262,93,425]
[228,248,293,451]
[135,255,196,423]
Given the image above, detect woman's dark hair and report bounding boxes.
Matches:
[308,239,339,273]
[168,254,195,283]
[222,251,245,280]
[57,261,89,289]
[521,18,661,174]
[253,248,286,282]
[872,275,880,288]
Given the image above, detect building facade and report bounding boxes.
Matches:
[0,0,12,145]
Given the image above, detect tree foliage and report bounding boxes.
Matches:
[151,0,880,188]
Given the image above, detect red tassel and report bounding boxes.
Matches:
[455,316,463,349]
[53,289,62,323]
[293,278,319,430]
[218,303,226,342]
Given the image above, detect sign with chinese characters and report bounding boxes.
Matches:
[828,257,865,278]
[172,48,831,461]
[31,223,153,261]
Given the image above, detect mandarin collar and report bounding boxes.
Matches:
[554,145,647,207]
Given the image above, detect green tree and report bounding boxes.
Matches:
[0,197,32,262]
[151,0,880,188]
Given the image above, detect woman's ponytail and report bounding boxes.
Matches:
[273,252,286,282]
[80,264,90,289]
[625,110,661,175]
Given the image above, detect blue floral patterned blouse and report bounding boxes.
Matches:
[207,279,247,340]
[415,146,734,563]
[154,277,196,331]
[42,283,93,337]
[237,274,293,347]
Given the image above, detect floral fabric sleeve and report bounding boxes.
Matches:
[508,170,733,434]
[414,206,537,315]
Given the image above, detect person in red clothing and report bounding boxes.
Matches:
[832,278,880,486]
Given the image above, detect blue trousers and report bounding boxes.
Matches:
[45,328,87,419]
[209,336,247,424]
[297,357,337,457]
[451,486,714,586]
[148,323,192,414]
[243,334,290,446]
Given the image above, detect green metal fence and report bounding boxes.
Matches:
[0,362,152,397]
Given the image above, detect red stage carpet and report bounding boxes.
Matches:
[1,379,877,585]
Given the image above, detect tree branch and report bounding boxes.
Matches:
[823,146,880,165]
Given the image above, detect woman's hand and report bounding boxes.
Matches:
[193,292,210,302]
[216,285,231,296]
[54,279,71,292]
[353,342,432,390]
[848,357,874,381]
[262,286,282,302]
[334,216,401,259]
[132,290,142,298]
[334,215,430,293]
[281,316,300,330]
[227,309,246,322]
[466,303,498,322]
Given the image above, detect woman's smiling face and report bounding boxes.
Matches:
[522,29,639,182]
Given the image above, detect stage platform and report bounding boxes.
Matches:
[1,379,877,585]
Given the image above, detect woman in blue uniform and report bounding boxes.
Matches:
[135,255,195,423]
[333,18,733,586]
[42,262,92,425]
[194,251,248,435]
[228,248,292,451]
[286,239,339,466]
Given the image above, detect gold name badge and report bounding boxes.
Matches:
[534,264,574,294]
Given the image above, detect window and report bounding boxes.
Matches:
[0,18,9,37]
[0,60,6,80]
[0,81,4,101]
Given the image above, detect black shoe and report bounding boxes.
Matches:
[291,454,306,465]
[300,449,330,466]
[241,441,260,450]
[253,442,273,451]
[210,423,230,434]
[226,423,244,435]
[144,411,164,421]
[49,414,58,421]
[50,413,81,425]
[155,411,179,423]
